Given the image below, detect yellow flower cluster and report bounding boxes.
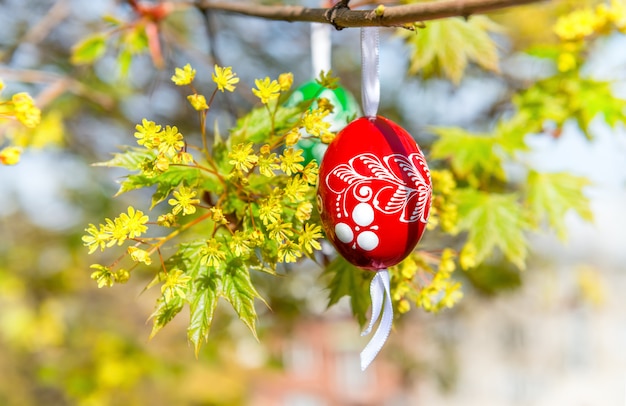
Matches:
[427,169,458,233]
[12,93,41,128]
[391,249,463,314]
[90,264,128,288]
[0,82,42,165]
[554,0,626,41]
[172,63,240,112]
[82,206,150,254]
[415,249,463,312]
[302,108,333,140]
[227,142,309,180]
[134,119,192,173]
[85,64,331,305]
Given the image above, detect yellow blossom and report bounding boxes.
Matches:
[459,242,477,270]
[301,161,319,185]
[128,246,152,265]
[230,230,252,257]
[187,94,208,111]
[439,281,463,309]
[278,241,301,263]
[0,79,4,92]
[212,65,239,92]
[114,269,131,284]
[157,213,176,227]
[398,299,411,314]
[168,186,200,216]
[248,229,265,246]
[83,223,112,254]
[158,125,184,156]
[155,154,170,172]
[278,72,294,91]
[174,151,194,165]
[280,147,304,175]
[200,239,226,267]
[90,264,115,288]
[320,131,335,144]
[252,77,281,104]
[285,129,301,147]
[553,8,598,41]
[295,201,313,222]
[171,63,196,86]
[12,92,41,128]
[135,119,162,149]
[117,206,149,239]
[267,220,293,242]
[438,248,456,275]
[209,207,228,225]
[228,142,258,173]
[298,223,323,254]
[161,269,191,301]
[317,97,335,113]
[98,206,149,247]
[302,108,332,138]
[284,176,309,203]
[259,197,282,226]
[258,151,279,177]
[260,144,271,155]
[0,146,22,165]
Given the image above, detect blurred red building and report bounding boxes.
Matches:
[250,317,410,406]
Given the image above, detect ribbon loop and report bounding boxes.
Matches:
[360,269,393,371]
[360,27,380,118]
[311,22,332,77]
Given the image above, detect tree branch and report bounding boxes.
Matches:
[195,0,547,29]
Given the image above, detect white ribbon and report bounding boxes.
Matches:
[360,269,393,371]
[360,27,380,118]
[311,22,332,77]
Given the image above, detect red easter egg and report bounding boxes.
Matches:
[317,116,432,270]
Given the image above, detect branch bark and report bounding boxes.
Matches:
[195,0,547,29]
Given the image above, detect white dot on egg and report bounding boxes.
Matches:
[352,203,374,227]
[334,223,354,244]
[357,231,379,251]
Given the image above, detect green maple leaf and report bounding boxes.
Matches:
[149,295,184,340]
[576,79,626,134]
[454,189,530,269]
[94,148,156,171]
[221,260,265,339]
[515,75,626,139]
[115,165,203,208]
[71,33,108,65]
[230,105,301,144]
[430,127,505,184]
[526,171,593,240]
[325,256,373,328]
[401,16,501,84]
[188,277,219,357]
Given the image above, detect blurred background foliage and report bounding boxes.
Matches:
[1,0,625,405]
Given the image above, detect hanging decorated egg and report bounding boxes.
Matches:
[317,116,432,270]
[285,81,361,164]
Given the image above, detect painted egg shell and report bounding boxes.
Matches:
[285,81,361,164]
[317,116,432,271]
